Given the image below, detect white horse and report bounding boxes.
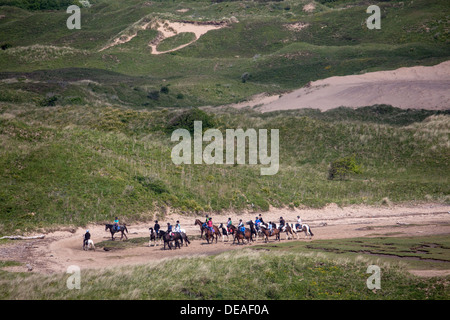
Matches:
[83,239,96,251]
[290,223,314,239]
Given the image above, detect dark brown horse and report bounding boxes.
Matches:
[159,230,190,250]
[259,223,280,242]
[194,219,218,244]
[230,224,253,244]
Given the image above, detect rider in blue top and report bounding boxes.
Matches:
[255,217,261,231]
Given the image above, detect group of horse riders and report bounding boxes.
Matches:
[152,219,183,238]
[84,213,308,249]
[224,214,304,235]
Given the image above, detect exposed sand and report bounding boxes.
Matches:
[99,17,229,54]
[148,20,228,55]
[231,61,450,112]
[1,203,449,277]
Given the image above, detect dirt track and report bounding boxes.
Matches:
[1,203,449,276]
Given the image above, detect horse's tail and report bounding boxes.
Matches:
[124,225,128,233]
[304,224,313,236]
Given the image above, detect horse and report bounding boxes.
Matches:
[83,239,95,251]
[149,227,162,247]
[280,223,295,240]
[290,223,314,239]
[246,220,258,241]
[194,219,218,244]
[218,223,235,242]
[159,230,190,250]
[259,223,281,242]
[230,224,253,245]
[105,224,128,241]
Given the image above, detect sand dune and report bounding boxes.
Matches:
[235,61,450,112]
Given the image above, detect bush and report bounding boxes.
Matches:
[35,95,58,107]
[328,155,362,180]
[166,108,216,133]
[241,72,251,83]
[160,86,169,94]
[135,175,170,194]
[147,90,160,100]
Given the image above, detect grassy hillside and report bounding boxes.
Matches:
[0,0,449,107]
[0,103,448,233]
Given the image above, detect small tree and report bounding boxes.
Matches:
[241,72,250,83]
[328,155,362,180]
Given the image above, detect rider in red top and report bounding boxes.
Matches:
[207,218,214,232]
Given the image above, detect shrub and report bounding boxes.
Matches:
[147,90,160,100]
[241,72,251,83]
[135,175,170,194]
[328,155,362,180]
[166,108,216,133]
[160,86,169,94]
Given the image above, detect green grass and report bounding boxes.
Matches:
[1,241,448,299]
[256,235,450,272]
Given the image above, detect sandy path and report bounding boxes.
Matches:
[1,203,449,276]
[230,61,450,111]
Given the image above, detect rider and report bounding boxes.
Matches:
[83,229,91,248]
[227,217,233,233]
[114,217,120,232]
[203,214,209,229]
[295,216,302,230]
[279,216,285,231]
[238,219,245,233]
[154,220,160,235]
[254,216,261,231]
[207,217,214,233]
[174,220,181,233]
[268,221,273,235]
[258,214,266,226]
[167,222,173,236]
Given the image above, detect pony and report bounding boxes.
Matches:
[281,223,295,240]
[246,220,258,241]
[105,223,128,241]
[159,230,191,250]
[83,239,95,251]
[290,223,314,239]
[259,223,281,242]
[230,224,253,245]
[148,227,163,247]
[270,223,295,240]
[194,219,218,244]
[218,223,235,242]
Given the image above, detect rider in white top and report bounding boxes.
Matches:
[296,216,302,230]
[174,220,181,233]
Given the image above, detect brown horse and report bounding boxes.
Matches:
[230,225,253,244]
[194,219,218,244]
[259,223,280,242]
